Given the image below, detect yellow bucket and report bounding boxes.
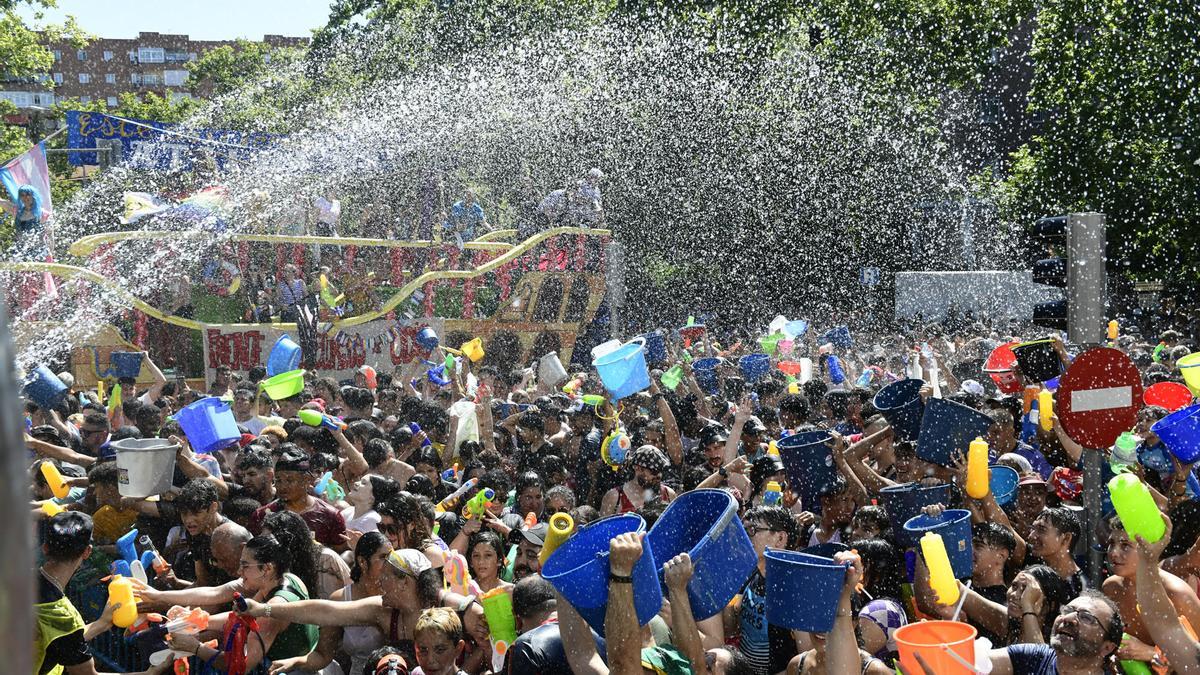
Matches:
[1180,352,1200,395]
[460,338,485,363]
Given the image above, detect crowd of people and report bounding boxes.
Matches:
[26,311,1200,675]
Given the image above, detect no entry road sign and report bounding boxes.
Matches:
[1057,347,1143,448]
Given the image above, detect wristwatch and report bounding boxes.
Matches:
[718,466,729,478]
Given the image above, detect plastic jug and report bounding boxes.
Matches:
[763,481,782,506]
[1038,389,1054,431]
[1108,474,1166,543]
[109,576,139,628]
[920,532,960,605]
[1108,320,1120,341]
[40,461,71,500]
[966,437,990,499]
[660,364,684,392]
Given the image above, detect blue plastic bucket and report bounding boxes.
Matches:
[593,338,651,401]
[693,357,722,394]
[916,397,994,467]
[1152,404,1200,463]
[175,397,240,455]
[416,326,439,351]
[24,365,67,410]
[904,509,974,579]
[874,378,926,442]
[879,482,953,548]
[645,489,757,620]
[820,326,853,350]
[542,513,661,636]
[779,430,838,505]
[765,549,847,632]
[990,465,1019,506]
[110,352,144,380]
[266,335,302,376]
[739,354,771,383]
[641,331,667,365]
[784,319,808,339]
[802,541,850,558]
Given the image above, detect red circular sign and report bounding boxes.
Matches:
[1057,347,1144,448]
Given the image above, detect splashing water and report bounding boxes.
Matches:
[5,21,1022,370]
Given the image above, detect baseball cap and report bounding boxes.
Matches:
[358,366,378,389]
[388,548,432,577]
[960,380,986,397]
[742,416,767,435]
[519,522,549,547]
[1018,473,1048,488]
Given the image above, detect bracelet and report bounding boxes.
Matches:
[609,572,634,584]
[1023,611,1040,619]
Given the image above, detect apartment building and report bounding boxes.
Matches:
[0,31,307,111]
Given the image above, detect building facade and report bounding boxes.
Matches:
[0,32,307,111]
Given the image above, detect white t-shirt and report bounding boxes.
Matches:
[243,415,284,436]
[340,506,381,534]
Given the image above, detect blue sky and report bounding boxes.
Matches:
[17,1,335,41]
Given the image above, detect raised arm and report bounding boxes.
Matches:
[134,577,243,611]
[140,352,168,403]
[239,594,383,628]
[607,532,649,675]
[1134,516,1200,672]
[664,554,707,675]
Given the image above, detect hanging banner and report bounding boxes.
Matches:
[65,110,278,170]
[202,318,444,382]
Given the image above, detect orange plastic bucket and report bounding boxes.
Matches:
[778,360,804,377]
[895,620,977,674]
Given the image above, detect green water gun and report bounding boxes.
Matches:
[465,488,495,519]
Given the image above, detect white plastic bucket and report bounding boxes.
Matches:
[591,339,622,361]
[539,351,569,386]
[112,438,178,497]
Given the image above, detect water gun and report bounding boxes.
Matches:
[1108,320,1120,343]
[766,440,780,458]
[125,612,165,637]
[539,512,575,564]
[116,528,140,563]
[298,409,346,431]
[129,560,149,585]
[140,535,170,576]
[108,575,139,628]
[1038,389,1054,431]
[441,463,460,483]
[920,532,960,606]
[581,394,605,408]
[314,471,345,502]
[427,365,452,387]
[480,587,518,672]
[465,488,496,519]
[966,437,990,499]
[107,381,123,425]
[1119,642,1152,674]
[111,559,132,578]
[435,478,479,513]
[855,369,874,387]
[443,551,482,597]
[1153,342,1167,363]
[763,481,783,506]
[40,461,71,499]
[601,430,631,471]
[409,423,433,447]
[524,512,537,529]
[318,272,344,309]
[562,377,583,397]
[1109,474,1166,544]
[163,607,209,635]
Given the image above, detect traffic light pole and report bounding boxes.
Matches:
[1067,213,1108,581]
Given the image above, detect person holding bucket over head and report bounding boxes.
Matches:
[788,549,893,674]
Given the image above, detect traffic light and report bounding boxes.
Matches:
[1029,213,1107,344]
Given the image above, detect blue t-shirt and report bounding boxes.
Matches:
[445,201,485,239]
[1004,642,1059,674]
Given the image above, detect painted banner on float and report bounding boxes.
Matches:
[202,319,445,382]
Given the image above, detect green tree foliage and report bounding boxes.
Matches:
[1003,0,1200,287]
[186,40,306,97]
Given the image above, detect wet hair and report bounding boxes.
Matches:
[570,505,600,527]
[720,647,755,675]
[478,468,512,499]
[224,496,261,524]
[43,512,93,562]
[1035,507,1082,548]
[368,475,402,510]
[87,460,119,487]
[517,409,545,432]
[245,533,293,577]
[412,447,442,472]
[342,387,376,412]
[848,538,903,601]
[778,395,810,423]
[177,478,221,514]
[638,498,668,530]
[364,437,393,469]
[743,505,798,549]
[1165,501,1200,558]
[377,492,434,551]
[260,510,319,594]
[851,505,892,540]
[405,473,436,500]
[466,530,506,578]
[544,485,576,511]
[512,574,557,619]
[973,521,1017,553]
[351,531,391,583]
[238,447,275,471]
[516,471,543,496]
[1018,564,1072,640]
[414,606,463,644]
[1077,588,1124,645]
[347,419,383,445]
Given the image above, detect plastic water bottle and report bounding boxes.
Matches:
[920,532,960,606]
[1108,474,1166,544]
[827,355,845,385]
[966,437,990,499]
[1038,389,1054,431]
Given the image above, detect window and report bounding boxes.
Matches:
[80,95,91,103]
[53,50,61,62]
[52,72,63,84]
[163,69,188,86]
[165,51,191,63]
[32,93,53,106]
[137,47,165,63]
[78,73,90,84]
[103,50,113,61]
[130,73,141,84]
[142,72,161,86]
[105,73,115,84]
[169,92,192,102]
[106,96,118,107]
[128,50,138,63]
[77,50,87,61]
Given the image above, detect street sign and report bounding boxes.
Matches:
[1057,347,1143,448]
[859,267,880,286]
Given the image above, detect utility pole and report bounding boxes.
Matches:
[0,303,34,675]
